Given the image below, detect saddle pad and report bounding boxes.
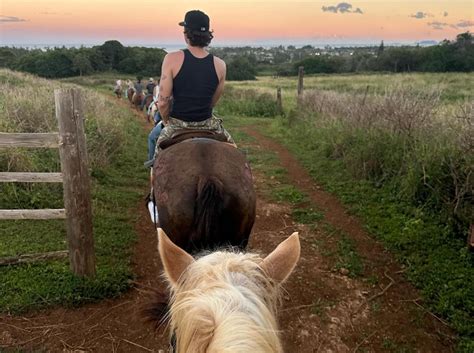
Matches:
[159,129,228,150]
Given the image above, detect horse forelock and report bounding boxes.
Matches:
[169,251,283,353]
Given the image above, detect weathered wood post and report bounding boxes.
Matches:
[361,85,370,106]
[55,88,96,277]
[276,87,283,114]
[297,66,304,97]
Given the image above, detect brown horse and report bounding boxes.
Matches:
[143,95,154,122]
[127,88,134,103]
[144,95,154,110]
[152,138,256,254]
[132,92,144,110]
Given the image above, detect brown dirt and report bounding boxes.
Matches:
[0,111,456,352]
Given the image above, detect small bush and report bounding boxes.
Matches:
[227,57,257,81]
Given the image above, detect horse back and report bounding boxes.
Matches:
[153,139,256,253]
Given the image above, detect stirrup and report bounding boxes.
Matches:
[144,159,154,168]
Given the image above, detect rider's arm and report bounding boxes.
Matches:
[211,57,226,108]
[158,54,174,124]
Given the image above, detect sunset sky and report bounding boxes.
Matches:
[1,0,473,47]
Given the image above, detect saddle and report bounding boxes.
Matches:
[159,129,229,150]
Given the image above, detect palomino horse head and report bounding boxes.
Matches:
[157,228,300,353]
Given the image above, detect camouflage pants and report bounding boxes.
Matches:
[153,116,234,159]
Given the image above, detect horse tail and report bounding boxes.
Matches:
[192,176,224,249]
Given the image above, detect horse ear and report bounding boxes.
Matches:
[261,232,300,284]
[157,228,195,286]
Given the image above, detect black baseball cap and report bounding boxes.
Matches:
[179,10,210,32]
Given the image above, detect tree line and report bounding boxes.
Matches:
[1,33,472,80]
[293,32,473,75]
[211,32,473,78]
[0,40,166,78]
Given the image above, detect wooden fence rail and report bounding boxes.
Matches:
[0,133,59,148]
[0,88,96,277]
[0,172,63,183]
[0,209,66,220]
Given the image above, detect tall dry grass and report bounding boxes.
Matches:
[0,69,131,172]
[0,69,140,210]
[296,86,473,232]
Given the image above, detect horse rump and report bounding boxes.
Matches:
[153,139,256,253]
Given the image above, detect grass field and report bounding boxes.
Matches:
[221,73,473,351]
[0,69,472,350]
[0,69,149,312]
[228,73,474,112]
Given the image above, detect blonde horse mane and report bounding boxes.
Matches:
[168,251,283,353]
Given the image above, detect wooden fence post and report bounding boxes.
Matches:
[276,87,282,113]
[297,66,304,97]
[55,88,96,277]
[361,85,370,106]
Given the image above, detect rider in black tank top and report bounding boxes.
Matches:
[170,49,219,122]
[152,10,235,162]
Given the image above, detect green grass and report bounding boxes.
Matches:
[0,117,148,313]
[223,74,473,350]
[0,116,148,313]
[260,117,473,351]
[0,70,149,313]
[335,232,364,277]
[292,207,324,224]
[229,72,474,104]
[310,298,331,317]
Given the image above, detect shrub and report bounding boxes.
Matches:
[227,57,257,81]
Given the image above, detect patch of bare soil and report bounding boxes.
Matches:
[0,112,456,352]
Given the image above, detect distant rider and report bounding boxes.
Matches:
[141,78,156,110]
[145,79,163,166]
[132,78,143,102]
[114,79,122,98]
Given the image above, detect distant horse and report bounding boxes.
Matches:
[132,92,144,110]
[152,138,256,254]
[127,88,134,103]
[144,95,154,111]
[114,87,122,99]
[153,229,300,353]
[143,95,154,121]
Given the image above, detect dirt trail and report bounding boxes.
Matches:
[0,108,456,352]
